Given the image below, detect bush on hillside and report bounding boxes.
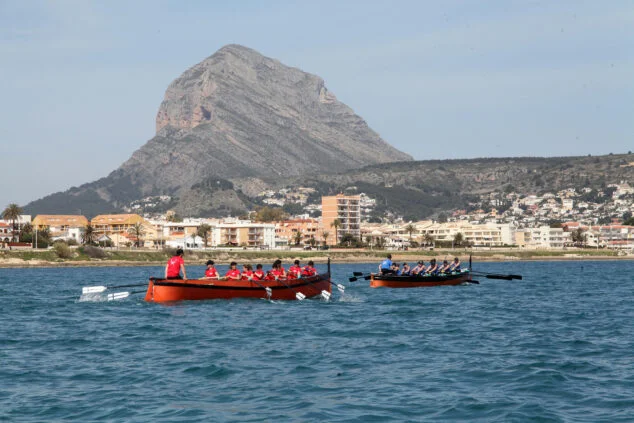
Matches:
[82,245,107,259]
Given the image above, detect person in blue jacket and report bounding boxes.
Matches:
[378,254,394,274]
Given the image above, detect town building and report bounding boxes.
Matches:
[321,194,361,245]
[275,218,321,247]
[91,214,156,247]
[32,215,89,242]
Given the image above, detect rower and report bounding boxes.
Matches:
[301,260,317,277]
[426,258,438,275]
[378,254,394,274]
[439,260,450,274]
[411,260,426,275]
[202,260,218,279]
[225,261,241,280]
[165,248,187,280]
[401,263,411,275]
[288,259,302,279]
[448,257,461,272]
[241,264,254,280]
[253,264,265,280]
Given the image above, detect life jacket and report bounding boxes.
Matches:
[241,270,254,280]
[253,270,265,280]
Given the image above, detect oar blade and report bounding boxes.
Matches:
[468,280,480,284]
[82,286,107,294]
[107,291,130,301]
[510,275,523,280]
[352,272,365,277]
[296,292,306,301]
[348,277,358,282]
[265,287,273,298]
[336,283,345,293]
[363,275,372,280]
[321,290,331,301]
[485,275,513,280]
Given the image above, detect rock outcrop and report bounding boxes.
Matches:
[24,44,412,216]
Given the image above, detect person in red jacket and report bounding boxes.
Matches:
[288,259,302,279]
[202,260,218,279]
[267,259,286,279]
[301,260,317,276]
[225,261,241,280]
[165,248,187,280]
[253,264,265,280]
[241,264,254,280]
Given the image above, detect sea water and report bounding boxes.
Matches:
[1,261,633,422]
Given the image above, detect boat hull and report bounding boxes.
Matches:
[370,271,472,288]
[144,273,332,302]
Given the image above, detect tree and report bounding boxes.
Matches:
[404,223,416,243]
[322,230,330,246]
[81,224,96,245]
[197,224,212,248]
[255,206,286,222]
[437,213,448,223]
[293,230,303,246]
[453,232,464,247]
[2,203,23,242]
[375,236,386,249]
[128,223,145,248]
[330,219,341,245]
[340,233,357,247]
[423,233,435,248]
[571,228,587,247]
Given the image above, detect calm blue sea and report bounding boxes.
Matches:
[1,260,634,422]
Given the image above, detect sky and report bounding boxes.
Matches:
[1,0,632,206]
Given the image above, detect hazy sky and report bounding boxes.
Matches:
[1,0,632,206]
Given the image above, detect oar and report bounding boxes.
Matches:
[106,290,145,301]
[472,271,522,280]
[325,279,346,293]
[248,278,273,299]
[271,277,306,301]
[300,277,332,300]
[83,283,148,294]
[349,273,371,282]
[352,271,365,277]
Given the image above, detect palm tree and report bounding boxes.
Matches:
[128,222,145,248]
[404,223,416,244]
[330,219,341,245]
[293,230,303,246]
[322,230,330,246]
[2,203,23,242]
[82,224,96,245]
[197,224,212,248]
[423,233,435,249]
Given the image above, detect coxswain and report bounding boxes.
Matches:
[378,254,394,274]
[449,257,461,272]
[225,261,241,280]
[202,260,218,279]
[288,259,302,279]
[301,260,317,276]
[253,264,265,280]
[241,264,254,280]
[165,248,187,280]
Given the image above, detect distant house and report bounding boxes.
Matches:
[32,215,89,242]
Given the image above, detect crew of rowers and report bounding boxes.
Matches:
[164,249,318,281]
[203,258,318,281]
[378,253,461,276]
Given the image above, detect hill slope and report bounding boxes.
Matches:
[25,44,411,216]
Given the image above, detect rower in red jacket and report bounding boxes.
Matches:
[301,260,317,276]
[225,261,241,280]
[288,260,302,279]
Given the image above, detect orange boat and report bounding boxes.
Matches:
[370,270,473,288]
[144,262,332,302]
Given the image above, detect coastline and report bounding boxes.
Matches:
[0,248,631,268]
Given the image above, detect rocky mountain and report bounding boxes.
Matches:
[25,44,411,216]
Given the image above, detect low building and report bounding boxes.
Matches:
[91,214,156,247]
[32,215,89,242]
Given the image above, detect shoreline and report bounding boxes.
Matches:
[1,251,632,268]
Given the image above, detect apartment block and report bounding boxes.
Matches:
[321,194,361,245]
